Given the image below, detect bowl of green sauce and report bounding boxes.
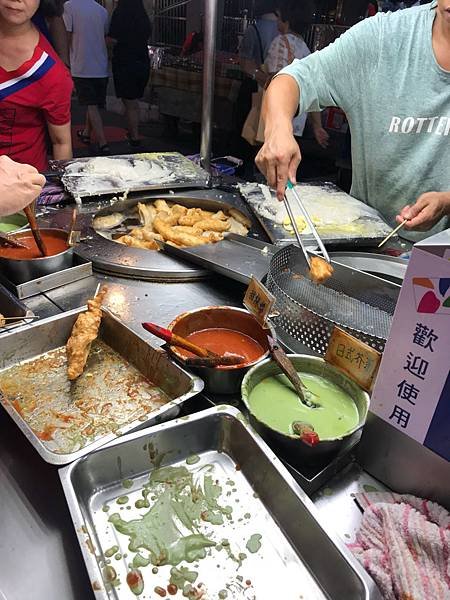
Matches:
[241,355,370,467]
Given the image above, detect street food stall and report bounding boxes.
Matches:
[1,2,449,600]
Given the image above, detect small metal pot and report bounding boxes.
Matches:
[241,355,370,468]
[168,306,274,395]
[0,229,73,284]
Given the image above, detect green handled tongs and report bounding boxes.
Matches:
[284,180,331,266]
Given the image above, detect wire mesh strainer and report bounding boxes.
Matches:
[266,245,400,355]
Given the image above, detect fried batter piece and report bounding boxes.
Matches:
[116,235,159,250]
[153,215,209,247]
[0,313,5,328]
[228,217,249,236]
[202,231,224,242]
[173,225,203,237]
[138,202,157,229]
[195,218,230,233]
[228,208,252,228]
[170,204,188,218]
[309,256,334,285]
[154,199,171,212]
[66,288,107,380]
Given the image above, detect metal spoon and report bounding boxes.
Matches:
[268,337,318,408]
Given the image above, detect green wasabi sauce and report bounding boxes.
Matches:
[248,373,359,439]
[246,534,262,554]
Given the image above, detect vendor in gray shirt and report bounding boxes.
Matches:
[256,1,450,240]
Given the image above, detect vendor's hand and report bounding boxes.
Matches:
[397,191,450,232]
[313,126,330,149]
[255,123,301,201]
[0,156,46,218]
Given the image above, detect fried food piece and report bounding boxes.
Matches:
[154,199,171,212]
[157,210,178,227]
[138,203,157,229]
[228,208,252,228]
[170,204,188,218]
[116,235,159,250]
[195,218,230,233]
[154,215,209,247]
[309,256,334,285]
[93,212,124,230]
[178,208,204,227]
[228,217,249,236]
[202,231,224,243]
[213,210,228,221]
[66,288,107,380]
[0,313,5,328]
[173,225,203,237]
[141,229,163,243]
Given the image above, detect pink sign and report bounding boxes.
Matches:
[371,247,450,461]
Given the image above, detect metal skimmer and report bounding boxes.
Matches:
[266,245,400,355]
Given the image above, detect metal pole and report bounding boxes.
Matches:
[200,0,218,172]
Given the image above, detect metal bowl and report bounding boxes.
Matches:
[0,228,73,284]
[241,355,370,468]
[168,306,274,394]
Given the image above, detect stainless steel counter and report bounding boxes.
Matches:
[0,197,387,600]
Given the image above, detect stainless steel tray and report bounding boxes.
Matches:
[50,152,210,198]
[0,254,92,299]
[240,181,392,248]
[60,407,381,600]
[0,308,203,464]
[162,233,275,284]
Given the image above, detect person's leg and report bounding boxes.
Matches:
[87,105,107,147]
[123,99,140,141]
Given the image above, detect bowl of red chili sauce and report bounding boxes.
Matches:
[168,306,274,394]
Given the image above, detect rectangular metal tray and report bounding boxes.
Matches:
[60,407,380,600]
[240,181,392,248]
[0,254,92,299]
[50,152,210,198]
[0,308,203,464]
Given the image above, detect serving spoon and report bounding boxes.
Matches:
[23,202,48,256]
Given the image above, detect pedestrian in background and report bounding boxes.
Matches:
[63,0,110,154]
[108,0,151,147]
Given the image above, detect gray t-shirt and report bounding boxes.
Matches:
[63,0,109,78]
[281,2,449,241]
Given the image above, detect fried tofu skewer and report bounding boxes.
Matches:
[66,286,107,381]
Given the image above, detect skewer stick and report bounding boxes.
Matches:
[378,220,408,248]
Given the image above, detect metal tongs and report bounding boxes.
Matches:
[284,181,330,267]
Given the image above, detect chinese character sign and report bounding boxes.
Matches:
[371,247,450,462]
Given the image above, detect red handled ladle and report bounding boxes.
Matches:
[142,322,245,367]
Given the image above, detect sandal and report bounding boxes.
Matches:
[127,133,142,148]
[98,144,110,155]
[76,130,91,145]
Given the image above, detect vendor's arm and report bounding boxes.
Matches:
[47,122,72,161]
[397,192,450,232]
[0,156,45,217]
[256,16,381,199]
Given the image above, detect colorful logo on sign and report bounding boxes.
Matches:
[413,278,450,314]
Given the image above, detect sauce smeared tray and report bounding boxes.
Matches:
[50,152,210,199]
[0,308,203,464]
[60,407,381,600]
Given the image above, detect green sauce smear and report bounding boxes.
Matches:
[248,373,359,439]
[122,479,134,489]
[108,465,234,567]
[185,455,200,465]
[246,534,262,554]
[117,496,129,505]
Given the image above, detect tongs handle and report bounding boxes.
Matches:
[283,192,311,269]
[286,181,330,263]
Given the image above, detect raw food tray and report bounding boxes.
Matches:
[239,181,393,248]
[0,283,35,333]
[60,407,381,600]
[0,254,92,299]
[50,152,210,199]
[0,308,203,464]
